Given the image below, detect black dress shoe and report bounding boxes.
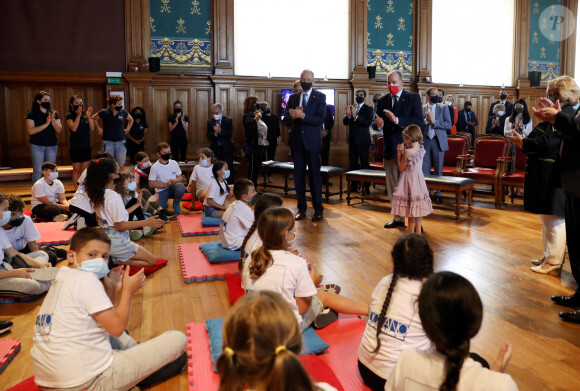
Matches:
[384,219,405,229]
[551,295,580,308]
[434,195,442,204]
[559,310,580,323]
[312,212,323,222]
[295,211,307,221]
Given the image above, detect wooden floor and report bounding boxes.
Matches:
[2,179,579,391]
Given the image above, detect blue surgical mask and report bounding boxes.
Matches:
[127,182,137,191]
[49,172,59,180]
[223,170,231,179]
[78,256,110,279]
[0,211,11,226]
[200,159,209,167]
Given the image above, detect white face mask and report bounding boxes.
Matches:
[0,211,11,226]
[445,101,452,106]
[213,114,222,121]
[142,161,151,168]
[497,111,505,116]
[49,171,59,180]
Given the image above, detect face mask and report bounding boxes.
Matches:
[49,171,59,180]
[133,112,142,119]
[223,170,231,179]
[355,96,365,104]
[514,107,524,114]
[114,105,123,111]
[142,161,151,168]
[200,159,209,167]
[175,108,182,113]
[161,153,171,161]
[265,109,271,114]
[373,99,378,104]
[40,101,51,109]
[127,182,137,191]
[249,194,258,205]
[0,211,11,226]
[465,108,471,112]
[445,101,452,106]
[256,103,262,111]
[7,216,25,227]
[497,111,505,116]
[438,96,443,103]
[429,96,439,104]
[500,94,508,100]
[286,231,296,244]
[72,104,82,111]
[213,114,222,121]
[547,97,557,104]
[388,84,399,95]
[300,82,312,91]
[78,256,110,280]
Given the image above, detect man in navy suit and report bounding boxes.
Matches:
[374,70,423,228]
[206,103,235,183]
[422,88,451,204]
[457,101,479,146]
[488,88,513,118]
[283,69,326,221]
[344,90,374,193]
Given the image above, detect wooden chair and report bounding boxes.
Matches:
[369,137,384,170]
[498,143,526,204]
[457,131,473,151]
[442,135,469,176]
[456,135,510,207]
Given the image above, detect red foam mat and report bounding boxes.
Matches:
[6,377,40,391]
[0,338,21,375]
[129,258,168,276]
[182,201,203,211]
[177,214,219,237]
[225,274,244,305]
[178,243,238,282]
[34,222,76,246]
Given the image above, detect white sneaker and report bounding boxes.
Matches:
[76,217,86,230]
[63,214,79,230]
[143,226,160,237]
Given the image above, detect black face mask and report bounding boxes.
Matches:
[161,153,171,161]
[7,217,25,227]
[256,103,262,111]
[355,96,365,104]
[500,94,507,100]
[514,107,524,114]
[465,108,471,112]
[300,82,312,91]
[114,105,123,111]
[264,109,271,114]
[373,99,378,104]
[430,96,439,104]
[133,113,142,119]
[72,104,83,111]
[174,108,182,113]
[438,96,443,103]
[40,101,51,109]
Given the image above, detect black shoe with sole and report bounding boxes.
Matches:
[0,320,13,335]
[384,219,405,229]
[559,310,580,323]
[552,295,580,308]
[295,211,307,221]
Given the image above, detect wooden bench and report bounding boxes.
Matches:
[0,166,73,182]
[261,162,344,202]
[345,169,475,219]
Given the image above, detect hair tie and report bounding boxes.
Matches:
[95,159,99,164]
[275,345,286,355]
[224,347,235,356]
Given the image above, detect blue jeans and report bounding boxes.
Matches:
[157,183,186,214]
[103,140,127,167]
[30,144,58,183]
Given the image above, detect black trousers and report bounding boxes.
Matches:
[126,198,145,221]
[358,360,386,391]
[565,194,580,293]
[292,138,323,213]
[69,205,98,227]
[248,147,266,187]
[171,135,188,162]
[32,204,69,221]
[349,142,371,192]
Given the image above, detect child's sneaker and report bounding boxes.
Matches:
[159,210,176,220]
[143,226,160,237]
[313,308,338,329]
[130,230,143,241]
[77,217,86,230]
[0,320,13,335]
[63,214,79,230]
[317,284,341,295]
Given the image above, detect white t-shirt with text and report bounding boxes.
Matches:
[31,177,66,208]
[203,179,229,207]
[95,189,129,229]
[149,159,182,193]
[189,164,214,193]
[2,216,40,251]
[219,201,254,250]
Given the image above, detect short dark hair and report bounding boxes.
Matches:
[135,151,149,163]
[95,151,113,160]
[41,162,57,171]
[7,194,25,212]
[70,227,111,252]
[464,101,472,108]
[157,142,170,153]
[107,95,123,105]
[426,88,439,96]
[355,89,367,98]
[233,179,254,200]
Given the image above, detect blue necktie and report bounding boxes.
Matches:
[302,93,308,108]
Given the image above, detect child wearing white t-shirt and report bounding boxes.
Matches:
[386,271,518,391]
[187,148,215,203]
[203,160,231,218]
[31,161,69,222]
[85,158,164,267]
[242,207,369,332]
[32,227,187,390]
[219,179,256,250]
[357,234,434,391]
[149,142,185,214]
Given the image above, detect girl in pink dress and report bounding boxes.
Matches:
[391,125,433,233]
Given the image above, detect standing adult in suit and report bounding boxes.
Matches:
[457,101,479,145]
[422,88,451,204]
[344,90,374,194]
[321,105,334,167]
[373,70,424,228]
[283,69,326,221]
[444,94,459,135]
[206,103,235,183]
[488,88,513,118]
[261,101,280,162]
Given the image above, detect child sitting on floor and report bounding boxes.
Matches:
[386,271,517,391]
[187,147,215,204]
[242,207,369,331]
[32,227,187,390]
[238,193,283,272]
[357,234,434,391]
[217,290,337,391]
[149,142,186,215]
[85,158,164,267]
[134,151,154,194]
[203,160,232,218]
[219,179,257,250]
[31,161,70,222]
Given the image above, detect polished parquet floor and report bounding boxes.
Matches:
[1,179,579,391]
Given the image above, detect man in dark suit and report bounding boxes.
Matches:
[488,88,513,118]
[344,90,373,193]
[457,101,479,145]
[206,103,235,183]
[422,88,451,204]
[374,70,424,228]
[283,69,326,221]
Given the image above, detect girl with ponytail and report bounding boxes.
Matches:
[242,207,368,332]
[358,234,434,390]
[386,271,517,391]
[187,148,216,204]
[217,290,335,391]
[203,160,231,217]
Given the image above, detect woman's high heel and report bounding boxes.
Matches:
[530,263,563,274]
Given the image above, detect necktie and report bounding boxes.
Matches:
[393,95,399,111]
[356,104,360,115]
[302,93,308,108]
[466,111,470,124]
[428,106,435,139]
